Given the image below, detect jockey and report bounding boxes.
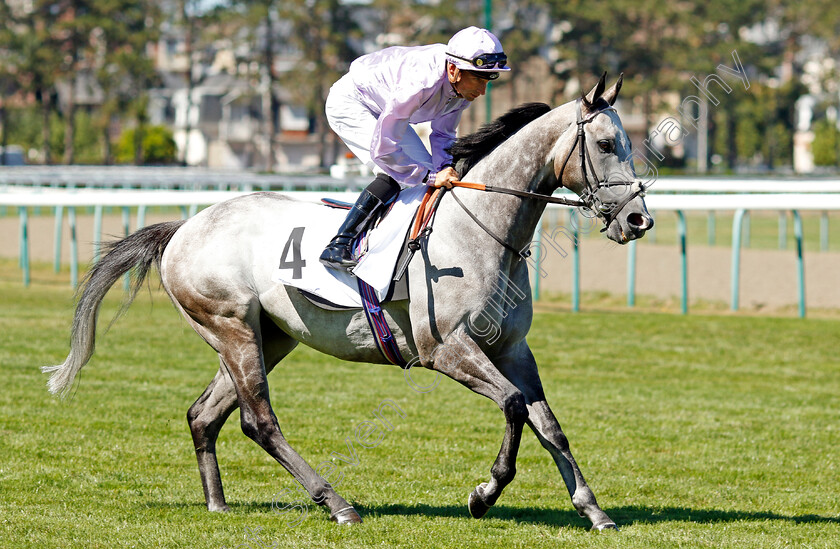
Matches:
[320,26,511,271]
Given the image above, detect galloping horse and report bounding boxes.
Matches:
[44,74,652,531]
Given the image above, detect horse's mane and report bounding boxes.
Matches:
[448,102,552,176]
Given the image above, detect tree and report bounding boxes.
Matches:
[0,1,13,165]
[231,0,284,171]
[90,0,162,165]
[116,124,177,164]
[813,119,840,167]
[47,0,100,164]
[0,1,66,164]
[274,0,364,168]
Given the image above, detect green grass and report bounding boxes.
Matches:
[1,262,838,548]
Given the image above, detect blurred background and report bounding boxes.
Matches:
[1,0,839,175]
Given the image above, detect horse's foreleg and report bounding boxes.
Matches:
[526,399,616,531]
[467,403,524,519]
[428,327,527,518]
[495,345,616,531]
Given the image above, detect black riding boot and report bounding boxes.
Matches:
[319,173,400,271]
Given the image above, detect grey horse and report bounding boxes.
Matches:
[44,74,652,531]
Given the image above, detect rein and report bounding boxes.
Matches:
[449,190,532,260]
[449,180,585,208]
[445,98,645,258]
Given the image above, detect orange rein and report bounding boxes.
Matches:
[409,181,487,240]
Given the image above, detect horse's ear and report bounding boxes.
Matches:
[583,72,608,107]
[602,73,624,106]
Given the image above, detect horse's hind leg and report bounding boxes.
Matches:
[187,318,298,513]
[195,305,359,523]
[188,364,238,512]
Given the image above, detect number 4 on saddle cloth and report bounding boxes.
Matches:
[273,184,435,310]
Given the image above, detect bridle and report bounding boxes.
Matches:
[556,98,646,230]
[447,98,646,260]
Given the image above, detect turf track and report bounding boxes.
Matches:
[1,260,838,548]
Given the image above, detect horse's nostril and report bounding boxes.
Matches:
[627,213,653,231]
[628,213,645,228]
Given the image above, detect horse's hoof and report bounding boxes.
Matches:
[468,485,491,519]
[330,506,363,525]
[207,503,231,513]
[591,521,618,532]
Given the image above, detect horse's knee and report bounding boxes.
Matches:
[239,408,279,447]
[528,401,571,452]
[541,422,570,453]
[502,391,528,424]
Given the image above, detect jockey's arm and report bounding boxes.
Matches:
[429,109,464,190]
[370,91,433,187]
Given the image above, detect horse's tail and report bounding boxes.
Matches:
[42,220,186,397]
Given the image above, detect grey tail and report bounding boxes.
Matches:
[41,220,185,397]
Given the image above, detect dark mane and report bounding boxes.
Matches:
[448,102,551,177]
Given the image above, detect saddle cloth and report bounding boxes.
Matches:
[273,184,427,308]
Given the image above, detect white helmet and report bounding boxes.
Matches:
[446,26,510,79]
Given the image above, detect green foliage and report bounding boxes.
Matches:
[2,0,839,170]
[706,80,802,170]
[5,107,41,155]
[5,107,103,164]
[115,125,177,165]
[71,109,104,165]
[812,119,840,167]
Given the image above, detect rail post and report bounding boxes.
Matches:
[676,210,688,314]
[730,208,746,311]
[793,210,806,318]
[19,207,29,286]
[627,239,637,307]
[571,209,580,312]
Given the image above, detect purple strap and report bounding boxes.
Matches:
[357,278,407,367]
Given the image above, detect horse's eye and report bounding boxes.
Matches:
[598,140,613,153]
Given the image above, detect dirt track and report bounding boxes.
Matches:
[2,211,839,312]
[538,236,840,311]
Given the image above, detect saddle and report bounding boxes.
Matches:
[297,187,445,368]
[298,186,444,311]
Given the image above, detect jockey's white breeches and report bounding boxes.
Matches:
[325,74,432,187]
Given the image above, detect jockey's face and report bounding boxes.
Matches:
[447,63,490,102]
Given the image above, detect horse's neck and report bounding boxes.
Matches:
[452,106,577,256]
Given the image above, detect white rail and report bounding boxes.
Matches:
[3,186,839,317]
